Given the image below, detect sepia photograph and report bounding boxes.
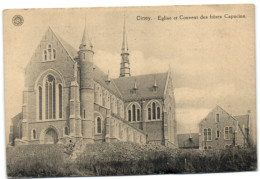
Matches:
[3,4,257,177]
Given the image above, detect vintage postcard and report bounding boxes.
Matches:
[3,4,256,177]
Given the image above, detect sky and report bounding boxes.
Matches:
[3,5,256,143]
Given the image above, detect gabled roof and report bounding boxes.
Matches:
[233,114,249,128]
[49,27,78,60]
[113,72,168,101]
[177,133,199,148]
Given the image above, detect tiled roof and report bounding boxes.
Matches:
[113,72,168,101]
[177,133,199,149]
[233,114,249,128]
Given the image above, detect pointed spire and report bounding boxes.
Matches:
[121,13,128,53]
[79,18,93,50]
[106,70,111,83]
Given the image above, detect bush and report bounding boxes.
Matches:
[6,144,75,177]
[6,142,257,177]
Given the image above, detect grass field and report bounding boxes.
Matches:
[6,142,257,177]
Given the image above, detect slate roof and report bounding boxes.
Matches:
[177,133,199,149]
[113,72,168,101]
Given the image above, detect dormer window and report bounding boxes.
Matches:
[153,79,158,92]
[43,44,56,61]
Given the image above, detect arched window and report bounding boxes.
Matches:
[64,127,69,135]
[157,107,160,119]
[53,49,56,59]
[43,44,56,61]
[45,75,56,119]
[152,102,156,119]
[128,110,131,122]
[32,129,36,139]
[96,117,102,134]
[48,45,52,60]
[137,109,140,121]
[147,100,161,121]
[58,84,62,118]
[44,50,47,61]
[148,108,151,120]
[38,86,42,120]
[132,104,136,121]
[126,103,141,122]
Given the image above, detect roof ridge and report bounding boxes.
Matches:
[216,105,238,121]
[48,26,76,63]
[112,71,167,80]
[111,79,123,98]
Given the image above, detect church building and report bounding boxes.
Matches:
[9,20,177,147]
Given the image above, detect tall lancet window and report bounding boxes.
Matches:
[45,75,56,119]
[147,100,161,121]
[58,84,62,118]
[38,86,42,120]
[48,45,52,60]
[152,102,156,120]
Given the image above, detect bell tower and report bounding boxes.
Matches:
[78,21,95,142]
[120,16,131,77]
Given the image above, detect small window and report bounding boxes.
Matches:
[208,146,212,150]
[32,129,36,139]
[152,102,156,120]
[216,114,220,122]
[83,109,86,119]
[53,49,56,59]
[128,110,131,122]
[216,130,220,138]
[97,117,101,134]
[204,146,207,150]
[157,107,160,119]
[44,50,47,61]
[38,86,42,120]
[148,108,151,120]
[132,104,136,121]
[137,109,140,121]
[64,127,69,135]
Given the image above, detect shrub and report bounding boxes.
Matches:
[6,142,257,177]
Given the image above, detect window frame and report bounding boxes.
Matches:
[32,129,37,140]
[95,116,102,134]
[203,128,212,141]
[224,126,233,140]
[146,100,162,121]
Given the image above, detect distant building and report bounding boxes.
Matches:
[9,19,177,146]
[177,133,199,149]
[198,105,251,150]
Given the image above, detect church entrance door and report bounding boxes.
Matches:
[44,128,58,144]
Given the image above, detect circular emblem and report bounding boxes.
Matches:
[12,15,24,26]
